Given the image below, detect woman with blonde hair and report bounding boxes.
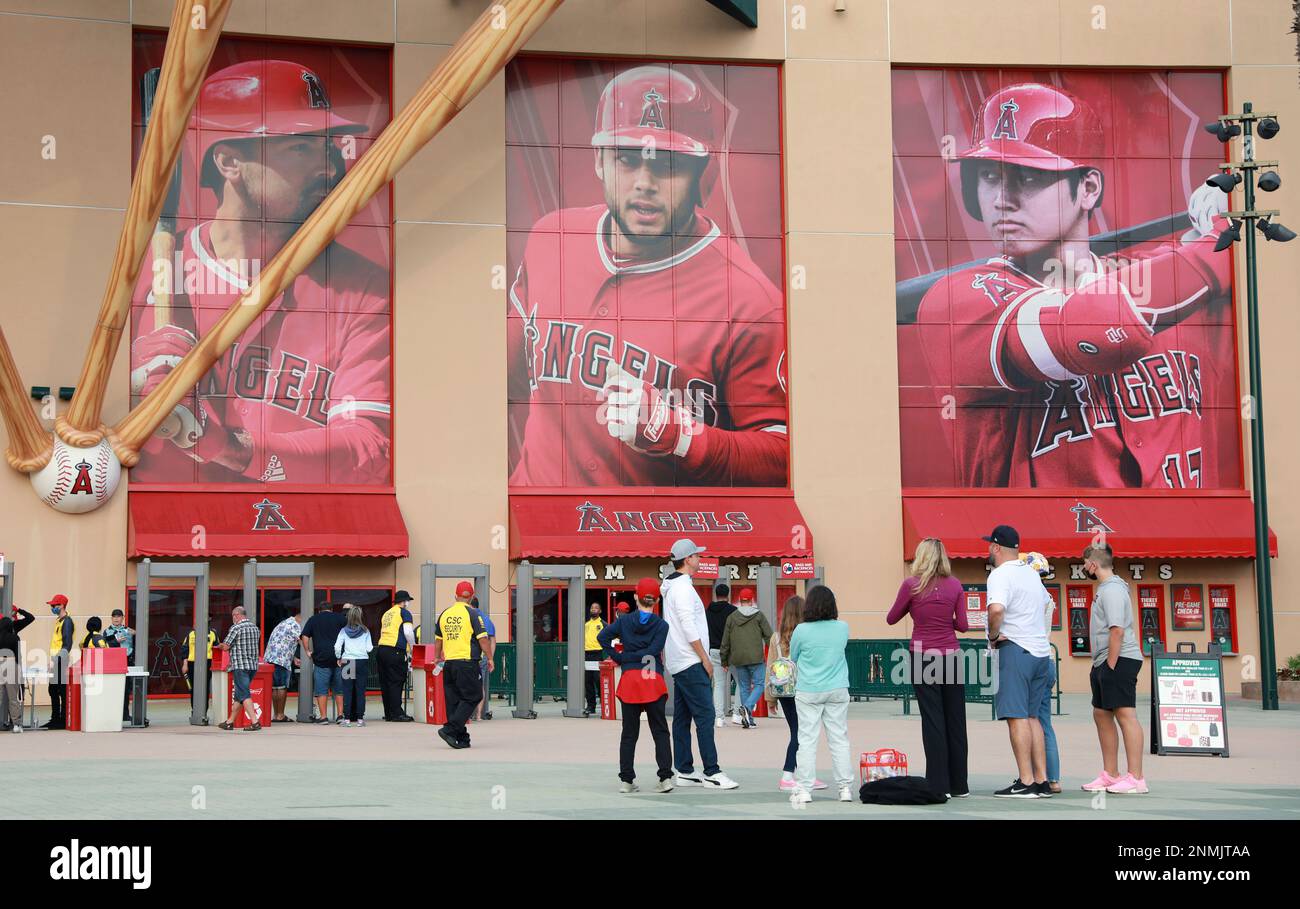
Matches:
[766,595,826,792]
[333,605,374,727]
[887,537,970,798]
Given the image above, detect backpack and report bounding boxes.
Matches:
[766,634,797,698]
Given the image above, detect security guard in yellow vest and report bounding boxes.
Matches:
[584,603,606,715]
[432,584,491,749]
[44,594,74,729]
[182,627,218,717]
[376,590,416,722]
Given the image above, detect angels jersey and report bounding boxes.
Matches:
[131,221,392,485]
[508,205,787,487]
[916,228,1235,488]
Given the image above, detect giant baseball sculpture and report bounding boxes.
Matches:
[3,0,567,512]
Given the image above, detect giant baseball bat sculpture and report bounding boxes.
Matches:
[55,0,232,449]
[0,326,49,471]
[112,0,567,464]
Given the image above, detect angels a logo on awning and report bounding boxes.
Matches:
[252,498,294,531]
[1070,502,1113,535]
[575,501,752,534]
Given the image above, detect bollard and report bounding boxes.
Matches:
[600,659,618,720]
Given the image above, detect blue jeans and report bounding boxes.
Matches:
[733,663,765,713]
[1038,658,1060,782]
[671,662,719,776]
[313,664,343,696]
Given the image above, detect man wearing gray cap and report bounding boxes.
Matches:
[663,539,740,790]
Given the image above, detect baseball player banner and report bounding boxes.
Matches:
[893,69,1242,489]
[128,37,393,486]
[506,59,787,488]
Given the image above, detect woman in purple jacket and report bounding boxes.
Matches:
[887,537,970,798]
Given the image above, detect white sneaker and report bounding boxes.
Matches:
[11,725,21,734]
[730,713,745,726]
[715,717,724,728]
[356,719,365,727]
[340,719,351,727]
[619,781,639,793]
[702,771,740,790]
[655,778,674,793]
[674,772,704,787]
[789,789,812,808]
[839,785,854,802]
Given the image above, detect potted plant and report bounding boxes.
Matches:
[1241,654,1300,703]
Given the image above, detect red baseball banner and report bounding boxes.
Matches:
[128,37,394,486]
[506,59,787,488]
[892,69,1240,489]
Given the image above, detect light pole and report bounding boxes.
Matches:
[1206,103,1293,711]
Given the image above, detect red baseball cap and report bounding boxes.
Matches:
[737,587,755,603]
[46,594,68,607]
[455,581,475,600]
[636,578,661,600]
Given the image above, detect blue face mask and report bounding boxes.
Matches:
[51,606,61,616]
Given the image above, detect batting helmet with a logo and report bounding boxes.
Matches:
[197,60,368,190]
[956,83,1105,220]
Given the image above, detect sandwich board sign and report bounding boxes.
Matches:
[1150,642,1229,757]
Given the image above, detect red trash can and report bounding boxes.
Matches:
[66,664,82,732]
[411,645,447,725]
[232,662,274,728]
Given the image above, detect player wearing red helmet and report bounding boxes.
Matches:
[508,65,787,487]
[130,60,391,484]
[916,83,1235,488]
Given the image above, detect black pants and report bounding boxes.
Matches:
[584,650,602,711]
[341,659,367,721]
[914,680,969,796]
[441,660,482,744]
[376,646,408,719]
[187,664,211,717]
[778,696,799,773]
[48,651,69,725]
[619,695,672,783]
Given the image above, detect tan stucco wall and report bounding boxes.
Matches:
[1,0,1296,694]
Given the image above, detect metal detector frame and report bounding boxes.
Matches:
[243,560,315,723]
[135,559,209,726]
[513,561,586,719]
[420,561,492,706]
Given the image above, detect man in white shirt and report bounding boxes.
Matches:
[662,539,739,790]
[984,525,1053,799]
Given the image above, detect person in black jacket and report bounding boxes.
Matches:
[0,607,34,732]
[705,583,737,727]
[598,577,674,794]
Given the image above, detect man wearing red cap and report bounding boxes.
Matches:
[44,594,74,729]
[432,583,492,749]
[597,578,674,793]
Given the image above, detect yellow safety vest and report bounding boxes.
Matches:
[186,629,217,661]
[436,601,487,661]
[378,604,411,648]
[584,618,605,651]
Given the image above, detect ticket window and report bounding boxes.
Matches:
[1136,584,1168,656]
[1067,584,1093,657]
[1208,584,1238,654]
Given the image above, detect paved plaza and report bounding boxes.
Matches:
[4,692,1297,820]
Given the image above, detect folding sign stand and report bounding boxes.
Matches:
[512,561,585,719]
[135,559,210,726]
[243,560,315,723]
[421,561,491,698]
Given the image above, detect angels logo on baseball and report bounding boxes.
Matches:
[30,439,122,514]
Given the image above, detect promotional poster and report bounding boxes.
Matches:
[128,36,394,486]
[893,69,1241,490]
[506,58,787,488]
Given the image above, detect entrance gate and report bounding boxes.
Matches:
[420,561,491,706]
[135,559,210,725]
[243,560,315,723]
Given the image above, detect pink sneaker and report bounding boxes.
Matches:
[1105,773,1149,794]
[779,778,829,792]
[1080,771,1118,792]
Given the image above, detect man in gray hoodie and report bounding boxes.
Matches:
[720,587,773,728]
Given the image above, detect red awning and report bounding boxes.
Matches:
[902,493,1277,560]
[129,491,408,558]
[509,493,813,560]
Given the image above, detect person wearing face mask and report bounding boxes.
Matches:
[43,595,75,730]
[584,601,607,716]
[598,578,673,793]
